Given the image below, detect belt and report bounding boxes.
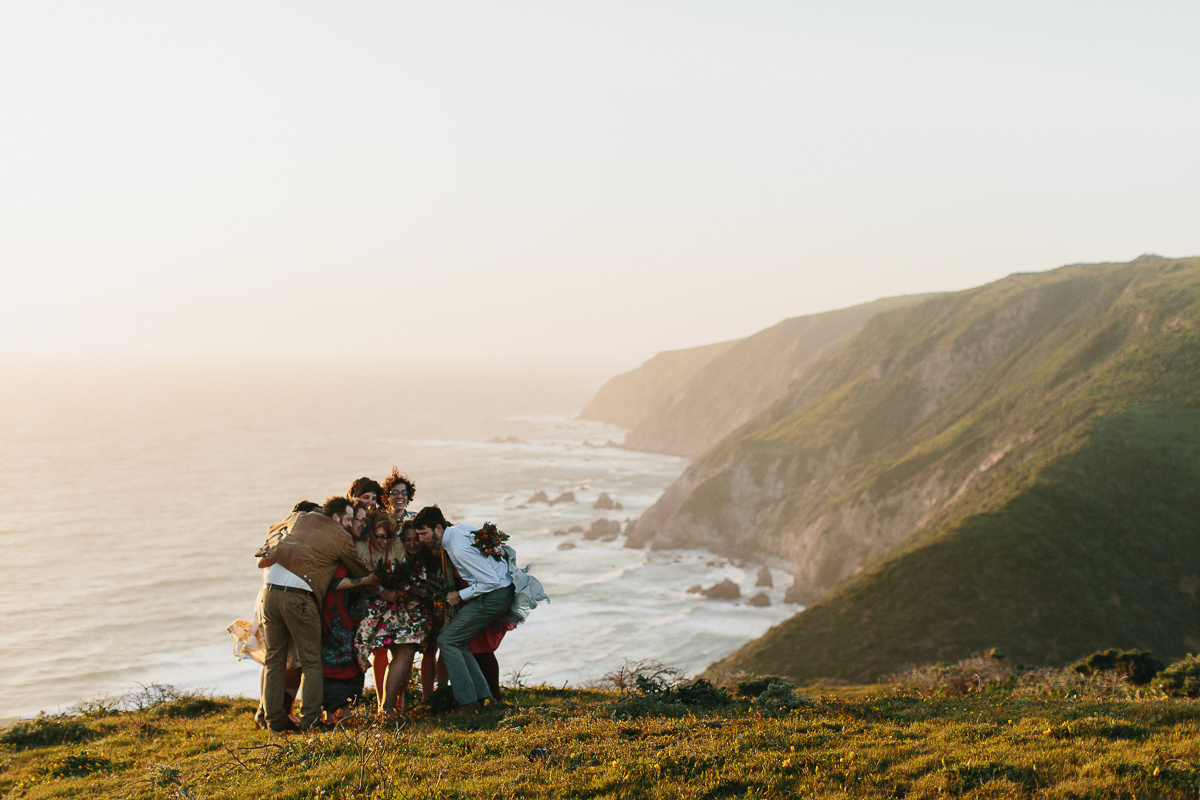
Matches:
[267,584,314,598]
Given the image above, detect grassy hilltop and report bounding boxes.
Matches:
[612,255,1200,681]
[10,672,1200,799]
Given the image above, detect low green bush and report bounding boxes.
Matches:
[674,679,732,709]
[735,676,790,698]
[43,751,113,777]
[0,715,98,749]
[1072,649,1165,685]
[1154,655,1200,697]
[149,696,228,718]
[752,680,812,715]
[609,675,733,718]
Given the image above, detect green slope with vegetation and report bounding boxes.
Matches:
[581,296,929,456]
[692,255,1200,680]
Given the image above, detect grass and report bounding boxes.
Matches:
[11,678,1200,799]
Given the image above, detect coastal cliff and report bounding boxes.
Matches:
[582,296,929,456]
[614,255,1200,678]
[580,340,737,433]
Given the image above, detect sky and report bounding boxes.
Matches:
[1,1,1197,371]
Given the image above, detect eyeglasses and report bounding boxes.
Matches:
[388,489,408,498]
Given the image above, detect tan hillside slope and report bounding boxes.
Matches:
[628,255,1200,614]
[582,296,929,456]
[579,340,737,432]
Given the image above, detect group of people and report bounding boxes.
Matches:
[230,468,545,733]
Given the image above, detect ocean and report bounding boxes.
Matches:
[0,361,799,719]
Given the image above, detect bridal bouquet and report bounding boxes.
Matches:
[374,558,411,598]
[473,522,509,561]
[424,570,454,613]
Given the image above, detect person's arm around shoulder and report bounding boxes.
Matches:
[339,537,371,579]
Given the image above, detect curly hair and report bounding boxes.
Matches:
[322,495,353,519]
[381,467,416,510]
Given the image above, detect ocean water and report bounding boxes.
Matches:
[0,362,799,719]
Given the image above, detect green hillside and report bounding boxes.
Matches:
[614,255,1200,678]
[705,255,1200,680]
[582,296,929,456]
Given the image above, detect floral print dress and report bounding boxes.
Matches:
[354,555,436,670]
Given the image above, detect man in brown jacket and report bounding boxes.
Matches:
[257,496,371,731]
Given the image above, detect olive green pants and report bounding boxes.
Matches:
[262,587,323,730]
[438,585,514,706]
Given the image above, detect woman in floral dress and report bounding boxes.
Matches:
[354,518,435,714]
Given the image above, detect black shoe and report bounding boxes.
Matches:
[268,719,301,734]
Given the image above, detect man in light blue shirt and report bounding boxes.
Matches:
[413,505,514,714]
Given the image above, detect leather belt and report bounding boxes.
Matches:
[267,584,314,598]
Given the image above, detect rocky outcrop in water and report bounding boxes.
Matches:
[584,519,622,541]
[701,579,741,600]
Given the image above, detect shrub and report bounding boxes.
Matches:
[148,763,183,788]
[1072,649,1165,685]
[752,681,812,715]
[675,679,732,709]
[609,693,685,720]
[0,715,98,749]
[74,696,121,719]
[1154,655,1200,697]
[150,696,228,719]
[889,653,1016,695]
[43,751,113,778]
[735,676,790,699]
[607,670,730,718]
[1013,667,1136,700]
[121,683,185,712]
[598,659,684,692]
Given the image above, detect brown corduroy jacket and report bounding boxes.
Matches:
[264,512,370,606]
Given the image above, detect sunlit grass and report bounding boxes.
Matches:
[8,681,1200,799]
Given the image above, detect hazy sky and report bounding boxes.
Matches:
[2,2,1197,369]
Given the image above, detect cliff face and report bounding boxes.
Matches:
[710,401,1200,681]
[583,296,929,456]
[579,340,737,432]
[627,256,1200,624]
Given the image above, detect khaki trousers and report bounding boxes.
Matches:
[262,587,323,729]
